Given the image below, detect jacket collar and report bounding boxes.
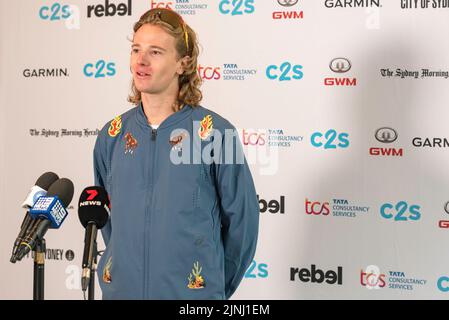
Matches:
[135,102,193,130]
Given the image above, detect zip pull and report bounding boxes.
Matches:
[151,128,157,141]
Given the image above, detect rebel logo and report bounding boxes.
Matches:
[290,265,343,285]
[87,0,132,18]
[258,195,285,214]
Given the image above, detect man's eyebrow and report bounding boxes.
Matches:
[131,43,167,51]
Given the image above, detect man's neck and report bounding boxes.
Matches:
[141,93,177,126]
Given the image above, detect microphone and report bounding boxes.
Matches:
[10,172,59,263]
[78,186,110,292]
[14,178,74,261]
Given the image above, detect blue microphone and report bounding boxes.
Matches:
[14,178,74,261]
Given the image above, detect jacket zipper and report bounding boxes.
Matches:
[144,127,157,298]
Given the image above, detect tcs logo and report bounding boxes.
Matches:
[380,201,421,222]
[39,3,72,20]
[150,1,173,9]
[305,198,330,215]
[242,129,266,146]
[198,65,221,80]
[266,62,303,81]
[83,60,116,78]
[219,0,255,15]
[311,130,349,149]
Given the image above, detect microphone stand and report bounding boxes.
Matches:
[88,240,98,300]
[33,238,45,300]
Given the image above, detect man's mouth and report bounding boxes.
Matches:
[136,71,151,78]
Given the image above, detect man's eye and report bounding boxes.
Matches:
[152,51,161,55]
[131,48,139,53]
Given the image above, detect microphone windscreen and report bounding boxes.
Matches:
[78,186,110,229]
[47,178,75,208]
[35,172,59,190]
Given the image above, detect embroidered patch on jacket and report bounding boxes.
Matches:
[124,132,138,154]
[103,256,112,283]
[108,115,122,137]
[198,115,213,140]
[169,132,187,152]
[187,261,205,289]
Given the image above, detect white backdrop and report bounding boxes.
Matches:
[1,0,449,299]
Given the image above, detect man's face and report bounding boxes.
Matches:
[130,24,184,95]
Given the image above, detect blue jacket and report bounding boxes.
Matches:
[93,104,259,299]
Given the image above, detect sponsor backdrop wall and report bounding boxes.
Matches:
[1,0,449,299]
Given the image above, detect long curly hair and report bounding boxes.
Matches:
[128,9,202,110]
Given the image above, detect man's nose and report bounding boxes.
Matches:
[136,51,150,65]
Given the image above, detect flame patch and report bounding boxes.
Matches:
[198,115,213,140]
[187,261,205,289]
[103,256,112,283]
[108,116,122,137]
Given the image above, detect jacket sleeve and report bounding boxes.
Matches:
[93,126,112,246]
[214,125,260,299]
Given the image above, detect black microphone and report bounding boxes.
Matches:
[10,172,59,263]
[78,186,110,292]
[14,178,74,261]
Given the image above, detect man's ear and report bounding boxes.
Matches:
[177,56,191,75]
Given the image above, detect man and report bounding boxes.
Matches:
[93,8,259,299]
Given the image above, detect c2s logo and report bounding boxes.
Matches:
[39,3,72,20]
[311,130,349,149]
[266,62,303,81]
[219,0,255,15]
[245,260,268,278]
[380,201,421,221]
[83,60,116,78]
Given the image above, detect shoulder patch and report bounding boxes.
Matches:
[198,115,213,140]
[108,115,122,137]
